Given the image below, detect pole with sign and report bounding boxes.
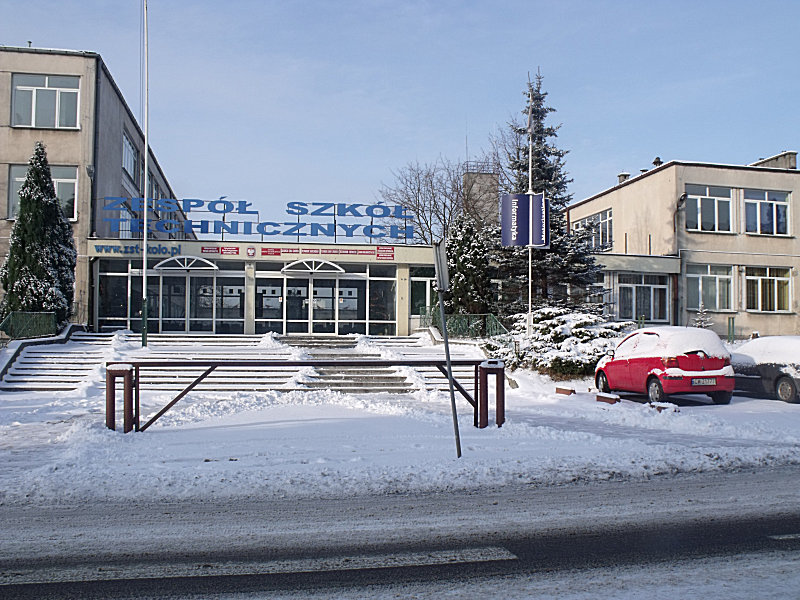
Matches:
[433,240,462,459]
[500,192,550,336]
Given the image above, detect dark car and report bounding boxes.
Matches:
[731,337,800,403]
[595,326,735,404]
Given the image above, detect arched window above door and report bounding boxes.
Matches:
[153,256,219,271]
[281,260,345,273]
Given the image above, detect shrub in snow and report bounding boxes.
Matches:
[692,302,713,329]
[483,306,634,378]
[0,142,76,324]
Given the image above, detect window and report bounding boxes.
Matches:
[684,184,731,232]
[686,264,732,310]
[573,209,612,249]
[746,267,790,312]
[618,274,668,322]
[122,133,139,188]
[8,165,77,219]
[12,74,79,129]
[744,189,789,235]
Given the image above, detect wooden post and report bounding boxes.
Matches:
[106,365,134,432]
[105,369,116,431]
[479,360,505,428]
[122,369,134,433]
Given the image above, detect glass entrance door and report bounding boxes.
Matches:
[162,276,187,332]
[286,278,309,333]
[312,278,336,334]
[189,276,214,332]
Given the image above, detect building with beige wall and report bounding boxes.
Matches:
[2,46,435,337]
[567,152,800,338]
[1,46,192,325]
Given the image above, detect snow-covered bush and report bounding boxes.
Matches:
[483,307,634,378]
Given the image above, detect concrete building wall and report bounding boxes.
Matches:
[568,161,800,338]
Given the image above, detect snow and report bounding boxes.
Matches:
[2,333,800,507]
[615,326,730,359]
[732,336,800,366]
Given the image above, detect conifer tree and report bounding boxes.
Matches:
[443,214,493,314]
[491,72,599,317]
[0,142,77,324]
[692,302,713,329]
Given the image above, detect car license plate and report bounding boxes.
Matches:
[691,377,716,386]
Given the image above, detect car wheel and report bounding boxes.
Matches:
[596,371,610,393]
[775,377,799,403]
[710,391,732,405]
[647,378,668,403]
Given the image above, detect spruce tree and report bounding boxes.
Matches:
[692,302,713,329]
[491,73,600,317]
[444,214,493,315]
[0,142,77,324]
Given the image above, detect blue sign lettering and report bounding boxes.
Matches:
[101,198,416,239]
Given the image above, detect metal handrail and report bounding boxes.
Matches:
[106,358,491,433]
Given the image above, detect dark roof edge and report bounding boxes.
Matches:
[0,46,99,58]
[569,159,800,212]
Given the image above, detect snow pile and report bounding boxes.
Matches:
[731,336,800,366]
[484,308,633,376]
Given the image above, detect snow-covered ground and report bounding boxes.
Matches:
[2,334,800,506]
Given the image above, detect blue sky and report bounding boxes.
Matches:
[3,1,799,218]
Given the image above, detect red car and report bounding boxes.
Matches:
[595,326,735,404]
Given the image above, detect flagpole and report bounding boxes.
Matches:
[141,0,149,347]
[526,77,533,338]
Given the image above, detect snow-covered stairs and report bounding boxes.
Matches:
[279,336,411,393]
[0,332,481,396]
[0,331,116,392]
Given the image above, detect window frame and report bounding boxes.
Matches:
[617,273,669,322]
[11,73,80,130]
[7,164,78,221]
[122,132,140,189]
[685,264,733,311]
[744,189,790,236]
[573,208,613,250]
[684,184,732,233]
[745,267,791,312]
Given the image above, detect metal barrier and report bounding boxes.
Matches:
[0,311,57,347]
[105,358,506,433]
[419,308,509,338]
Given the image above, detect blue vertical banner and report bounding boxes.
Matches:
[501,193,549,248]
[501,194,530,246]
[530,192,550,249]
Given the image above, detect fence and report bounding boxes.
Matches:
[419,307,508,339]
[0,311,57,347]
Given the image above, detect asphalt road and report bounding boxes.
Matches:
[3,465,800,598]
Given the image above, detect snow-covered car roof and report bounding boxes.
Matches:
[616,326,729,359]
[731,336,800,366]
